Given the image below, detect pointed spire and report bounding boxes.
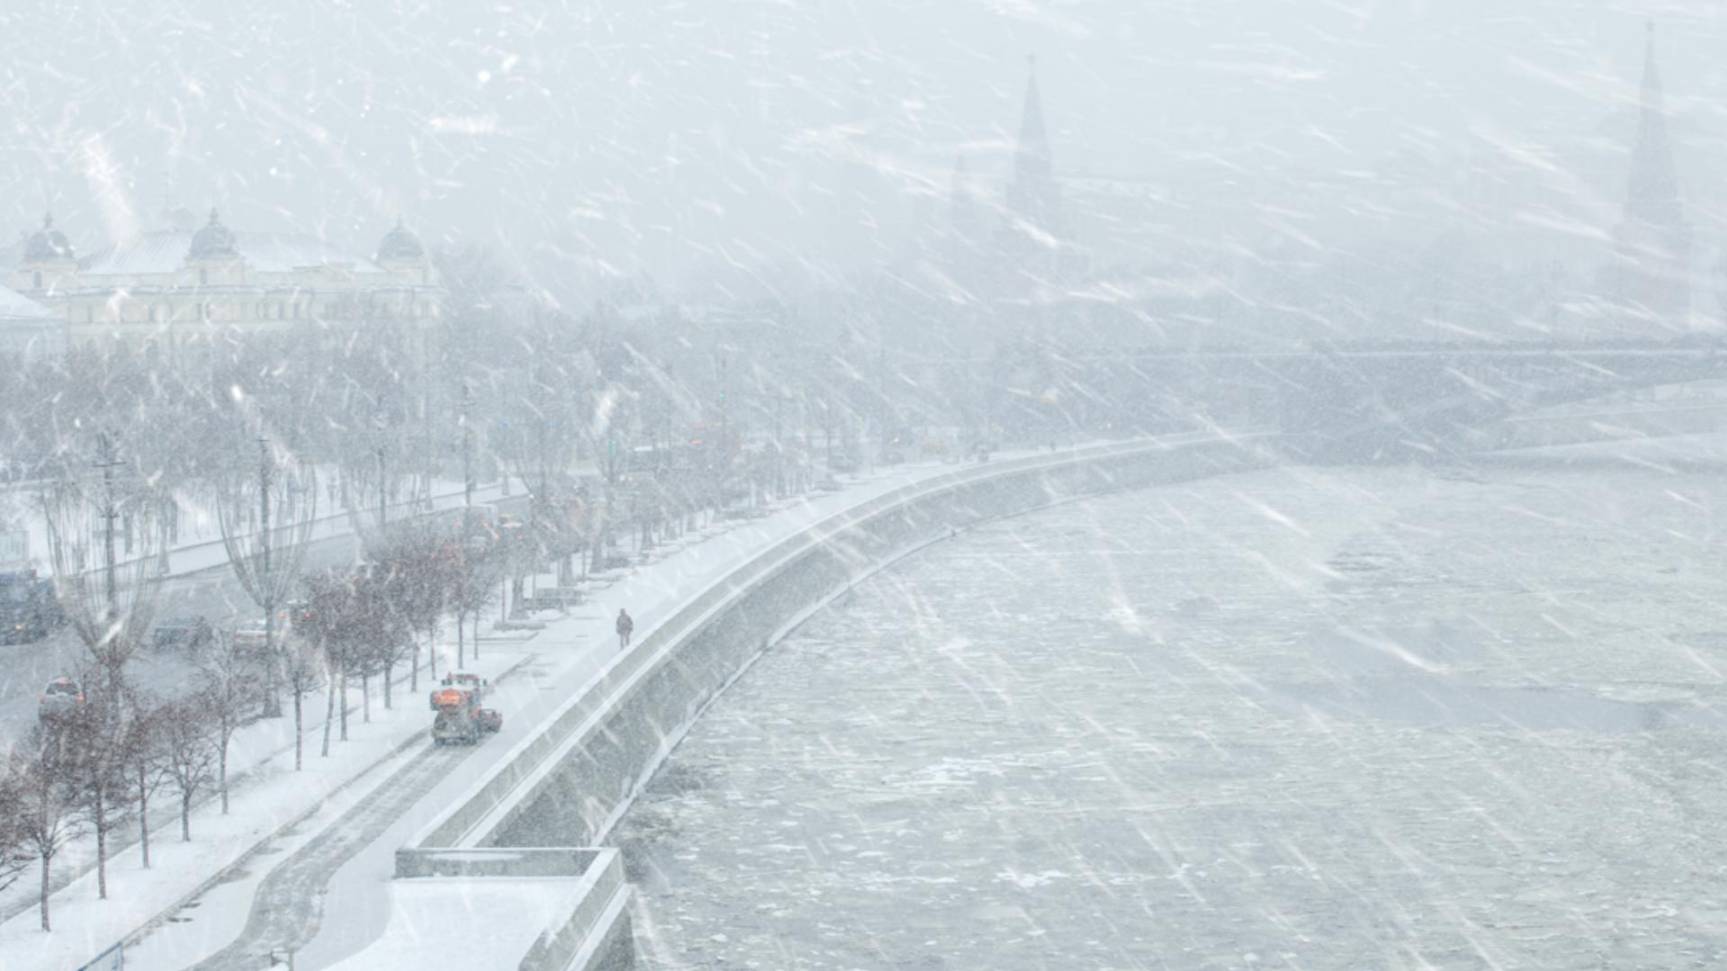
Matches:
[1626,22,1679,221]
[1641,21,1661,106]
[1005,54,1062,240]
[1611,21,1691,321]
[1016,55,1049,175]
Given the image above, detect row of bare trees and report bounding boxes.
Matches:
[0,507,527,936]
[0,632,258,932]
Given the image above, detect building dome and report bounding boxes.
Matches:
[23,213,74,263]
[376,219,425,262]
[187,209,239,261]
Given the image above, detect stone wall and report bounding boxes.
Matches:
[485,433,1272,849]
[393,431,1277,969]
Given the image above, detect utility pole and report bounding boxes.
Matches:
[718,353,730,463]
[375,445,387,529]
[876,328,888,466]
[257,435,284,717]
[95,434,122,630]
[93,433,126,695]
[461,380,474,509]
[772,395,783,496]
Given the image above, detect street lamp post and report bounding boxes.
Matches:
[258,434,283,718]
[461,380,474,509]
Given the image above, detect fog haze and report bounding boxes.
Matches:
[4,1,1724,307]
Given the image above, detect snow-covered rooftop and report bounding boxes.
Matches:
[0,284,52,321]
[79,230,388,276]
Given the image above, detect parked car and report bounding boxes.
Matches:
[153,615,214,653]
[232,621,269,653]
[38,677,84,721]
[232,610,293,656]
[0,569,64,644]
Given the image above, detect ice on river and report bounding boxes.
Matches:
[615,463,1727,969]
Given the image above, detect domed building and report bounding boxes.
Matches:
[17,214,78,294]
[5,207,444,361]
[376,219,428,269]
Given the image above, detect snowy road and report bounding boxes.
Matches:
[185,741,472,970]
[618,461,1727,968]
[0,527,366,744]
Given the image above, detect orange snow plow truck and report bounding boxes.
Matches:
[429,673,502,746]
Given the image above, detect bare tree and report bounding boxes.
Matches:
[371,522,454,689]
[281,632,324,770]
[40,434,166,699]
[344,569,406,731]
[300,569,373,754]
[61,686,134,900]
[10,729,83,930]
[0,762,32,896]
[361,597,413,712]
[194,632,258,814]
[215,436,318,719]
[123,700,170,868]
[449,515,502,667]
[160,699,215,841]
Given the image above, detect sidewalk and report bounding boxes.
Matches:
[105,456,1013,971]
[0,609,531,970]
[0,458,954,970]
[0,448,1082,971]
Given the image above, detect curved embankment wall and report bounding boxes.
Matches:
[396,431,1277,970]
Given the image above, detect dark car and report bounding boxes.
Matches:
[153,615,214,653]
[0,570,63,644]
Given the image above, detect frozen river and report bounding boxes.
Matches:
[616,461,1727,969]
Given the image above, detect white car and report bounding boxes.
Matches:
[232,622,269,651]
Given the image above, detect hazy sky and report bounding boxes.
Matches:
[3,1,1724,301]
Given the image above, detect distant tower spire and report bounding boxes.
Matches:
[1610,22,1691,323]
[1004,54,1062,241]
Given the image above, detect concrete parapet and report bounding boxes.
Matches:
[389,431,1275,968]
[395,846,603,879]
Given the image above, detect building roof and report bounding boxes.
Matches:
[23,214,75,263]
[80,229,389,276]
[376,220,426,262]
[186,209,239,261]
[0,285,53,322]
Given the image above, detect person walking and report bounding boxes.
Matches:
[616,608,635,650]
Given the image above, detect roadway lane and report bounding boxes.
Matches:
[185,741,475,971]
[0,528,366,746]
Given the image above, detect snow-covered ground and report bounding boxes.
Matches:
[1493,428,1727,471]
[618,461,1727,968]
[0,453,1028,971]
[0,477,526,744]
[0,614,530,970]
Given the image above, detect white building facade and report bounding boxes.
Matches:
[0,283,64,360]
[6,209,442,361]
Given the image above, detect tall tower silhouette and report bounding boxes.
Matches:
[1003,55,1063,245]
[1608,23,1690,323]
